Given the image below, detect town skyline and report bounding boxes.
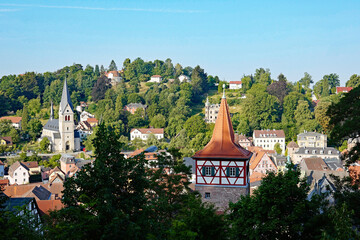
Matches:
[1,0,360,85]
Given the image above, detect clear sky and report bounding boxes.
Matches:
[1,0,360,85]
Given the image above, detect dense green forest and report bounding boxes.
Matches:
[1,58,359,155]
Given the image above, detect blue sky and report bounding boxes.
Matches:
[1,0,360,85]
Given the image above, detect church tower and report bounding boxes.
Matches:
[59,79,75,152]
[193,90,252,210]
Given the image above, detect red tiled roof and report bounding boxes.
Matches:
[21,161,39,169]
[130,128,164,134]
[250,172,266,183]
[3,182,64,198]
[37,200,64,216]
[193,97,252,160]
[86,118,98,123]
[229,81,242,84]
[0,116,22,123]
[254,130,285,138]
[249,151,265,170]
[336,87,353,93]
[0,179,9,186]
[151,75,162,78]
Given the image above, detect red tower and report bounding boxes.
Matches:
[192,94,252,210]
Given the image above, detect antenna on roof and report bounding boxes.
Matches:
[222,84,226,99]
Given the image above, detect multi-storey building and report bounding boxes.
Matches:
[292,147,340,165]
[253,129,286,154]
[204,97,220,123]
[297,131,327,148]
[193,92,252,211]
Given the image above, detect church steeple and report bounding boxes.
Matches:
[59,78,73,114]
[193,92,251,160]
[50,100,54,120]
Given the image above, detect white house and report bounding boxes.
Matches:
[229,81,242,90]
[0,116,22,129]
[4,161,30,185]
[178,74,190,83]
[80,111,95,122]
[253,129,286,155]
[148,75,162,83]
[130,128,164,141]
[105,71,122,86]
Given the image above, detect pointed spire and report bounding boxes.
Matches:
[50,100,54,120]
[60,77,73,113]
[193,96,251,160]
[205,96,210,106]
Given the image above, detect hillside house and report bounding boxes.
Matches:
[336,87,353,94]
[148,75,162,83]
[229,81,242,89]
[130,128,164,141]
[105,71,122,86]
[0,116,22,129]
[124,103,147,115]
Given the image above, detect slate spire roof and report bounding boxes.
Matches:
[60,78,73,113]
[193,95,252,160]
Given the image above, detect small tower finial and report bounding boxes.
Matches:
[222,84,226,98]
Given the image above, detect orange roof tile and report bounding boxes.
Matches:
[37,200,64,216]
[249,151,265,170]
[193,96,251,160]
[86,118,98,123]
[250,172,266,183]
[21,161,39,169]
[0,116,22,123]
[336,87,353,93]
[229,81,242,84]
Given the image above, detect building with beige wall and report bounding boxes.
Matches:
[297,131,327,148]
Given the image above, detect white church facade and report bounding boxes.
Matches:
[39,79,81,152]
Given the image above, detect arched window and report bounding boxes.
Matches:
[65,116,68,121]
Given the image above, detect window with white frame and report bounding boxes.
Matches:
[205,166,212,176]
[229,167,237,177]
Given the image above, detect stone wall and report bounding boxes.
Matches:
[196,185,249,211]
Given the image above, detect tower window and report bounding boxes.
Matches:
[202,166,215,176]
[229,167,236,177]
[205,192,211,199]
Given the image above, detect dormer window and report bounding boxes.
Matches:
[328,150,332,154]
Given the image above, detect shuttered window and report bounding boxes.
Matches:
[202,166,215,176]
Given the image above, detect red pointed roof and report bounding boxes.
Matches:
[192,96,252,160]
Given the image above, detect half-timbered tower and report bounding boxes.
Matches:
[193,92,252,210]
